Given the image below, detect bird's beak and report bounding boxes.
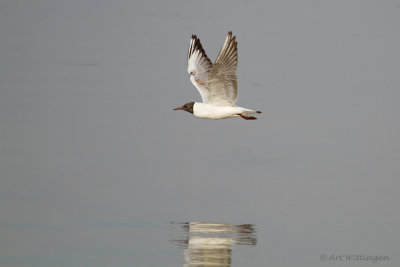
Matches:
[173,106,184,111]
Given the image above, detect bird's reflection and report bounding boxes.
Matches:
[171,222,257,267]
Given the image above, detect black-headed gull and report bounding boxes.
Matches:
[174,31,261,120]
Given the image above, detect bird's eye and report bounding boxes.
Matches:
[190,71,194,76]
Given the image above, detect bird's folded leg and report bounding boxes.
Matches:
[239,114,257,120]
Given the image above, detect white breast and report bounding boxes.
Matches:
[193,103,249,120]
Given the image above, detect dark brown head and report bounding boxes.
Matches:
[173,102,194,114]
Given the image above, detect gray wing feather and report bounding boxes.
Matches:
[207,31,238,106]
[188,35,213,103]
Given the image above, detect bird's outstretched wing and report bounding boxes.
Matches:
[207,32,238,106]
[187,35,213,103]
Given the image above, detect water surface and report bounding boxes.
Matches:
[1,0,399,266]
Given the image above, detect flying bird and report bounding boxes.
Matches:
[174,31,261,120]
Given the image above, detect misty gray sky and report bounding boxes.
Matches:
[1,0,399,266]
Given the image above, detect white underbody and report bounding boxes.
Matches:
[193,102,258,120]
